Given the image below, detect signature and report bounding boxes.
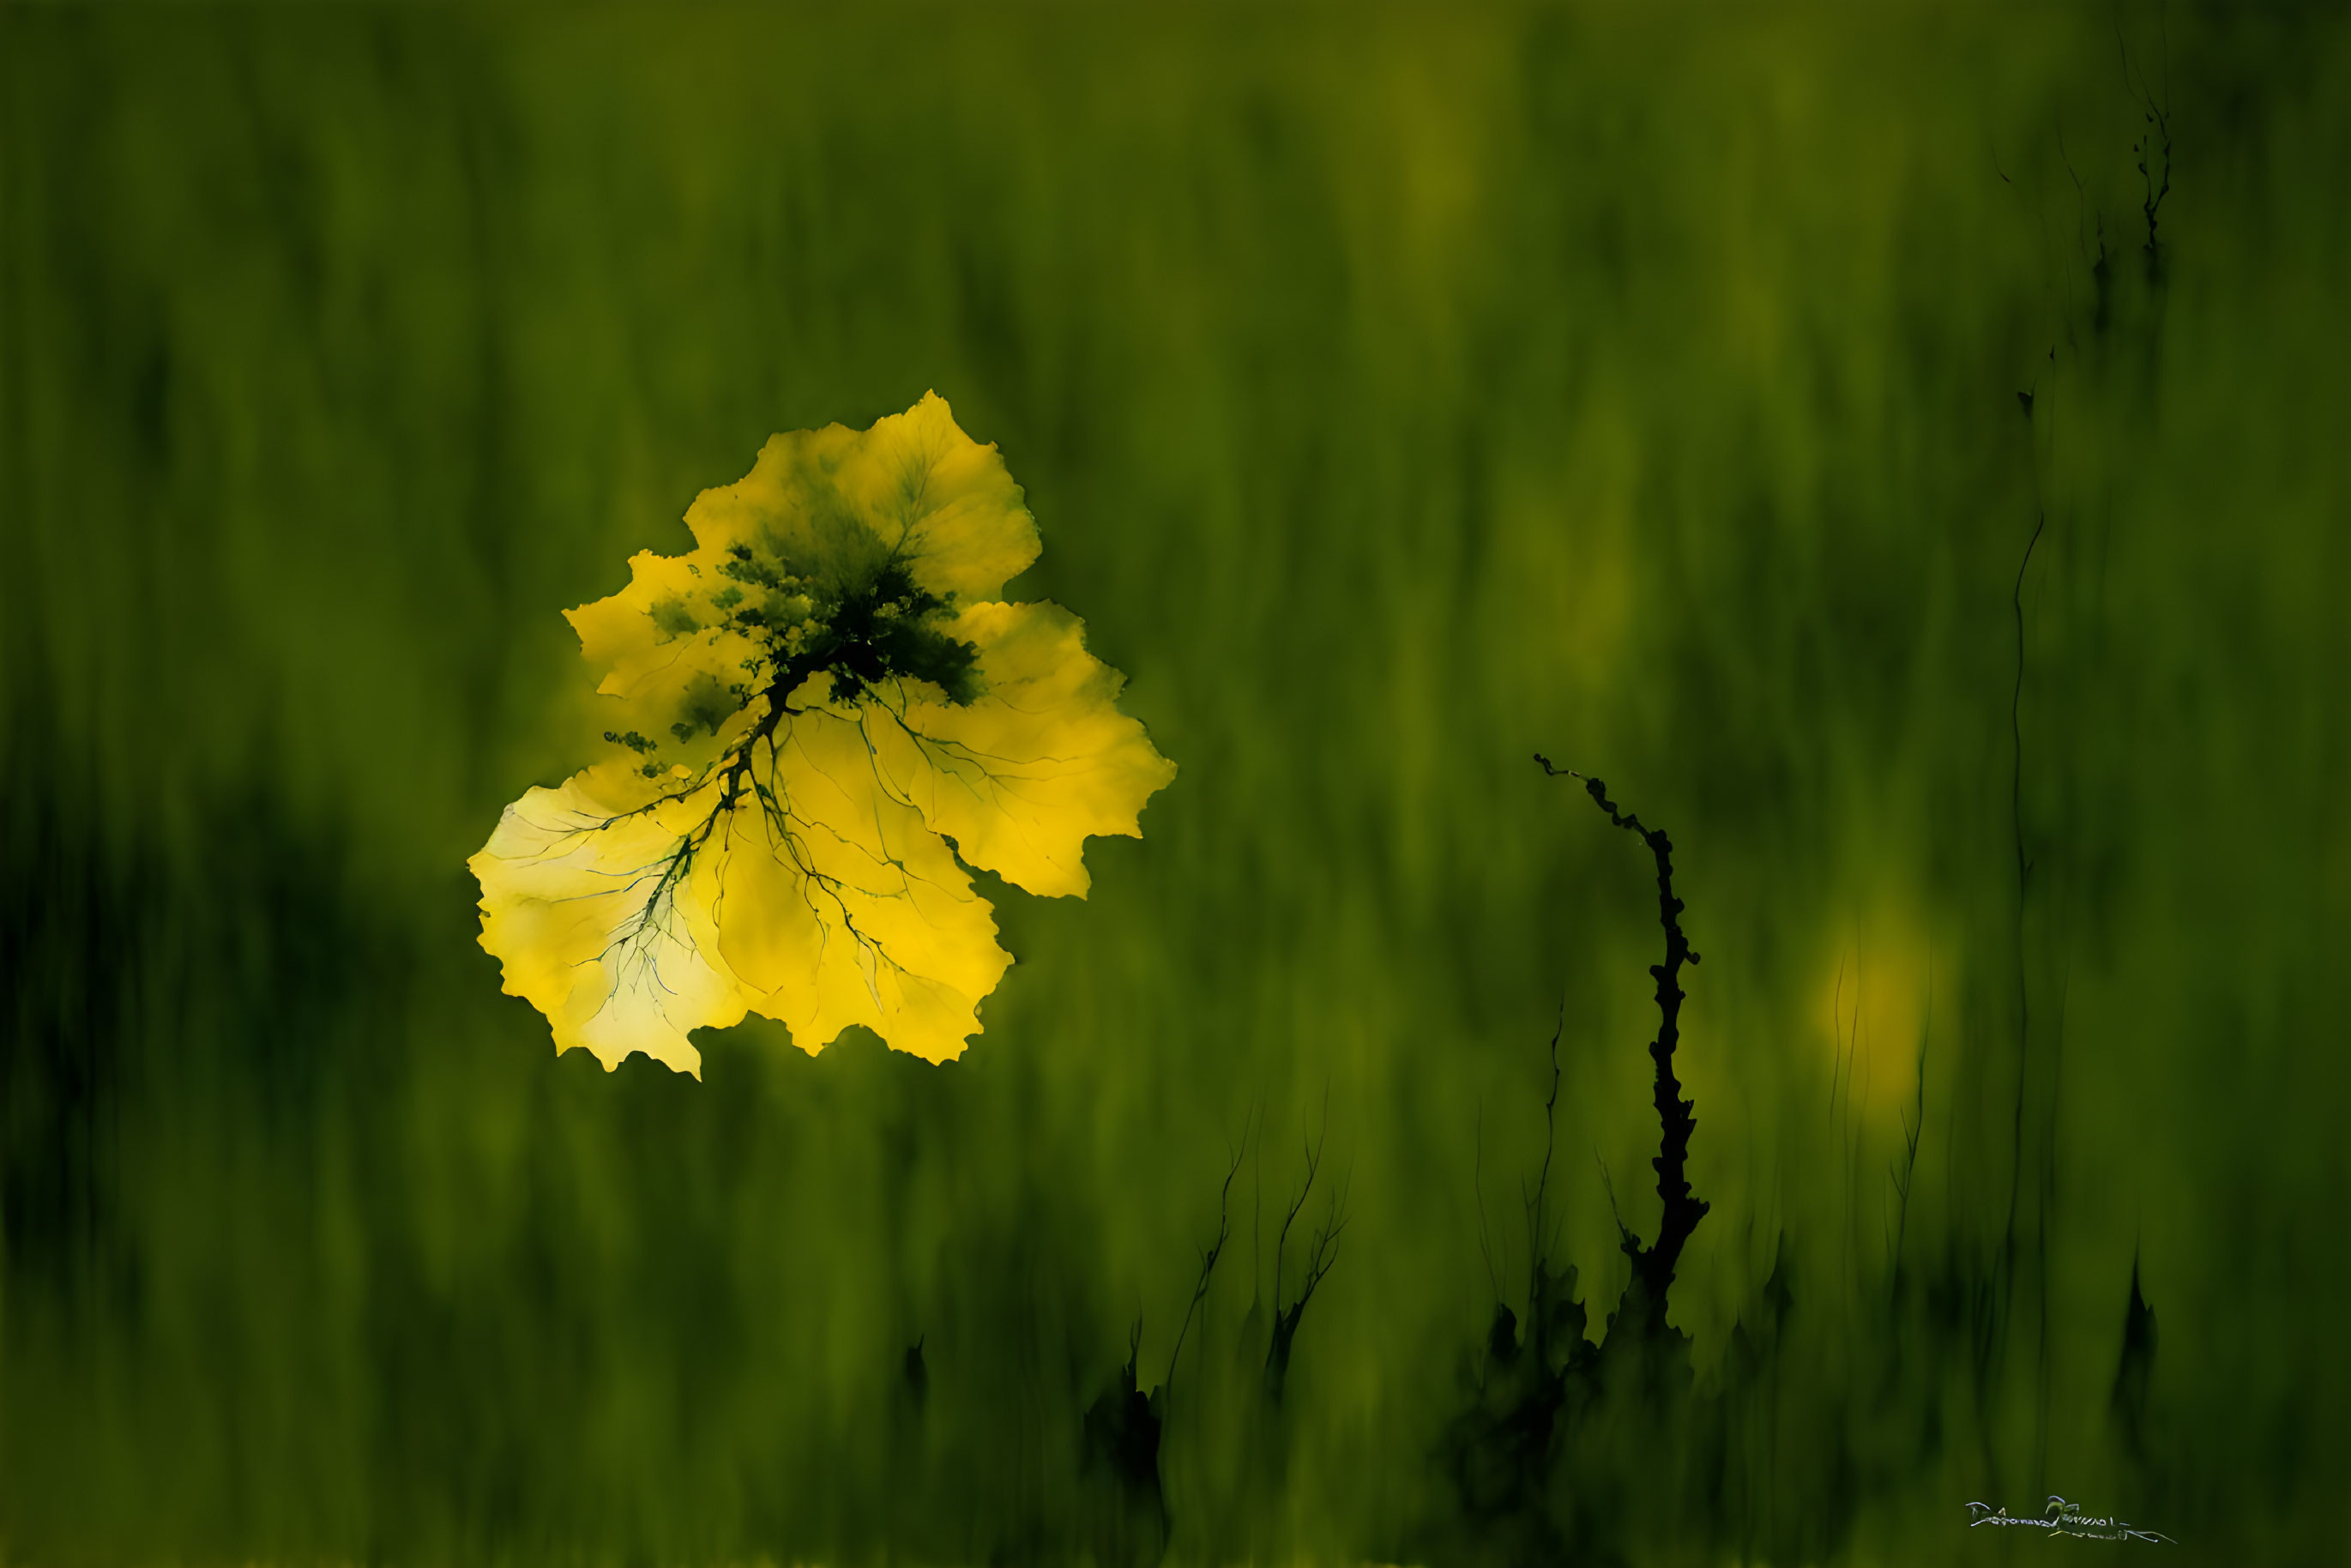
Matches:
[1965,1496,2173,1542]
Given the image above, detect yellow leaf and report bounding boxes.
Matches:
[469,395,1174,1073]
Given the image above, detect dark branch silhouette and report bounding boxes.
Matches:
[1165,1130,1248,1392]
[1518,1001,1566,1315]
[1443,758,1716,1558]
[1536,757,1709,1339]
[1265,1096,1347,1401]
[1082,1127,1252,1557]
[2119,24,2172,279]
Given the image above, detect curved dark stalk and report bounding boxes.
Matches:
[1164,1131,1248,1393]
[1536,757,1709,1335]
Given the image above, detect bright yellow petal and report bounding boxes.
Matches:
[714,696,1015,1064]
[864,600,1179,899]
[559,548,766,810]
[468,780,747,1076]
[679,392,1040,605]
[839,391,1042,602]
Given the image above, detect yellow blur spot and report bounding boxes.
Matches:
[1816,907,1932,1120]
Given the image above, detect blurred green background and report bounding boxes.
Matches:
[3,4,2346,1564]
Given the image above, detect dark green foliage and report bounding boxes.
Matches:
[808,563,983,709]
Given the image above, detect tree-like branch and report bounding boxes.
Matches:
[1264,1095,1346,1401]
[1535,756,1709,1332]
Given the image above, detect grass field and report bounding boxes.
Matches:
[3,6,2347,1564]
